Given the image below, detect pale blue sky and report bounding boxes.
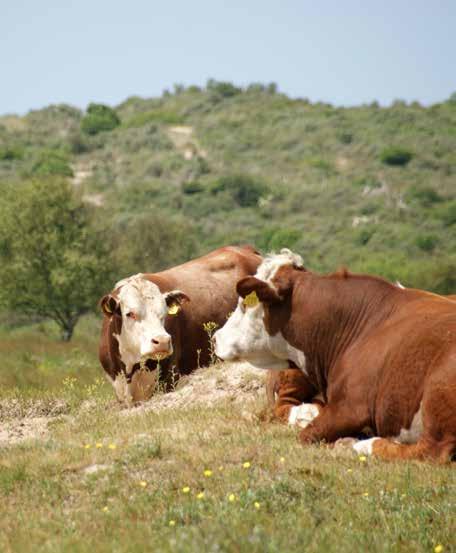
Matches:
[1,0,455,115]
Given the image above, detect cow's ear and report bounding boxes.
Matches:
[100,294,120,316]
[164,290,190,315]
[236,276,282,304]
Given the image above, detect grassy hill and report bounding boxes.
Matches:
[1,82,455,292]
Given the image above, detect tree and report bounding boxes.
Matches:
[81,103,120,135]
[0,178,114,340]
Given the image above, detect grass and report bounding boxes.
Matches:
[0,375,455,553]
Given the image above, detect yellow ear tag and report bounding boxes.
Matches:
[243,291,259,308]
[168,304,180,315]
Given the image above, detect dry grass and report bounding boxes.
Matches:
[0,362,455,553]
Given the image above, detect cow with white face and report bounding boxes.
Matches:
[99,245,263,406]
[214,250,322,426]
[216,249,456,462]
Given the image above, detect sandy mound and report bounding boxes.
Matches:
[122,361,268,416]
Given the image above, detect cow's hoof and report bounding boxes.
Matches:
[352,437,380,456]
[288,403,320,428]
[333,437,359,449]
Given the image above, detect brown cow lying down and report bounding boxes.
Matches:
[214,249,456,462]
[99,245,262,405]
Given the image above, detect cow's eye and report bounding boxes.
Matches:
[126,312,137,320]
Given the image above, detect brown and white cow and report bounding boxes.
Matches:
[99,245,262,405]
[214,250,456,462]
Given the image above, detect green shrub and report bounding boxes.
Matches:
[337,131,353,144]
[31,150,73,177]
[405,185,443,207]
[260,227,302,252]
[124,110,185,128]
[182,181,203,195]
[81,103,120,135]
[210,175,267,207]
[354,228,375,246]
[436,200,456,226]
[0,145,24,161]
[380,146,413,166]
[415,234,438,252]
[206,79,242,99]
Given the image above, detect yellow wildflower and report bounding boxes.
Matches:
[108,443,116,450]
[279,457,285,463]
[358,455,367,462]
[196,492,205,500]
[84,444,91,449]
[102,506,109,513]
[347,468,353,473]
[363,492,369,497]
[203,469,213,477]
[434,546,444,553]
[96,442,103,448]
[139,481,147,488]
[228,494,236,502]
[254,501,261,509]
[243,461,251,469]
[169,520,176,527]
[182,486,190,494]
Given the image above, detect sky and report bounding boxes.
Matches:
[1,0,455,115]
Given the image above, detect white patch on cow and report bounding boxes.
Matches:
[395,281,405,289]
[255,248,303,285]
[352,437,380,456]
[214,249,307,372]
[288,403,320,428]
[113,274,173,373]
[394,404,423,444]
[111,368,159,405]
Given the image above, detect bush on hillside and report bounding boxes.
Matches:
[0,145,24,161]
[437,200,456,226]
[81,103,120,135]
[210,174,267,208]
[113,213,199,275]
[405,185,443,207]
[380,146,413,166]
[263,228,301,252]
[206,79,242,99]
[31,150,73,177]
[415,234,438,252]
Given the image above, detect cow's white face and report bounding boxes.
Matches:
[214,249,307,373]
[214,297,288,370]
[102,274,188,373]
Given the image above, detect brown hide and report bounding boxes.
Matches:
[256,266,456,462]
[99,246,262,400]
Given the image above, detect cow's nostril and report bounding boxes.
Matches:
[152,338,159,345]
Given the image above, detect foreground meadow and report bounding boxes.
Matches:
[0,320,455,553]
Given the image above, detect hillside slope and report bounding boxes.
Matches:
[1,82,455,291]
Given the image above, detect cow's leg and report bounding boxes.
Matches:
[353,436,454,463]
[272,368,320,425]
[298,403,368,444]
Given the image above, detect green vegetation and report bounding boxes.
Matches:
[81,103,120,135]
[0,178,113,340]
[0,78,455,336]
[380,146,414,166]
[0,378,454,553]
[30,149,73,177]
